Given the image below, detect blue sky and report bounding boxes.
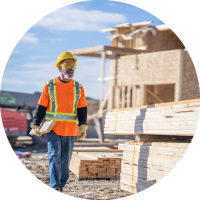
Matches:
[1,0,163,99]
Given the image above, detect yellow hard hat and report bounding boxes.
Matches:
[56,52,77,68]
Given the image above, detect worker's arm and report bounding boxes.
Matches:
[77,106,87,126]
[32,104,47,126]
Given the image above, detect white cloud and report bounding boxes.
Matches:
[21,33,39,45]
[12,50,20,54]
[108,2,117,7]
[3,58,110,98]
[28,55,49,60]
[2,79,25,84]
[46,38,64,42]
[35,6,127,31]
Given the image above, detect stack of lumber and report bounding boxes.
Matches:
[69,151,122,179]
[104,99,200,136]
[118,141,190,193]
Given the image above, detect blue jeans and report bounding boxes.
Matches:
[47,131,75,191]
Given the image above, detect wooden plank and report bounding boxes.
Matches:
[107,106,199,118]
[104,130,195,136]
[121,160,173,172]
[121,165,170,177]
[119,143,188,152]
[69,45,144,56]
[116,86,120,109]
[73,143,116,147]
[127,85,131,107]
[121,85,125,108]
[29,120,56,136]
[69,45,105,55]
[105,107,200,118]
[132,85,135,107]
[120,177,156,189]
[112,98,200,112]
[124,141,190,148]
[76,53,111,58]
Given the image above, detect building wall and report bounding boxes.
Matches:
[181,50,200,100]
[108,49,182,110]
[146,30,185,52]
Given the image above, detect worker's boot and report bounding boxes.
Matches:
[54,187,62,192]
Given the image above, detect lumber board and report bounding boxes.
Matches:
[121,168,164,181]
[104,130,195,136]
[124,141,190,147]
[121,160,173,172]
[118,143,188,152]
[122,156,179,168]
[113,98,200,112]
[123,152,182,161]
[73,148,123,153]
[105,111,200,121]
[120,182,148,193]
[120,182,147,195]
[120,172,157,186]
[120,179,153,190]
[73,142,116,147]
[105,115,198,123]
[121,165,170,177]
[29,120,56,135]
[106,105,200,117]
[120,176,156,188]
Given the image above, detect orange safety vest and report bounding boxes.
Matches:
[45,78,81,122]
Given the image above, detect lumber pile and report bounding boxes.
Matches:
[119,141,189,193]
[104,99,200,136]
[69,151,122,179]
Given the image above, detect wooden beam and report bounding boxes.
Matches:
[68,45,144,57]
[127,85,131,108]
[77,53,111,59]
[69,45,105,55]
[112,98,200,112]
[104,46,144,54]
[132,85,135,107]
[146,88,164,103]
[74,142,116,147]
[121,85,125,108]
[116,86,120,109]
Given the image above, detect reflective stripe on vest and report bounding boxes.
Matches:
[45,79,81,122]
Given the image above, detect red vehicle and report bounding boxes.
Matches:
[1,109,27,145]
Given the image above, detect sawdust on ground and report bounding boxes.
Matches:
[12,140,133,200]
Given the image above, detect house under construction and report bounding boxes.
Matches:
[69,21,200,140]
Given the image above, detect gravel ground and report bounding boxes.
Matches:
[12,139,133,200]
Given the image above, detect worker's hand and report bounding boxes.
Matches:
[78,125,88,141]
[30,124,42,137]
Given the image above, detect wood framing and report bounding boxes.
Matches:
[68,45,144,57]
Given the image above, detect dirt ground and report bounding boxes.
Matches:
[12,138,133,200]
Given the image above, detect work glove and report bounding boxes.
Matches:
[78,124,88,141]
[30,124,42,137]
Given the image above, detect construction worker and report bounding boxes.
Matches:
[30,52,88,192]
